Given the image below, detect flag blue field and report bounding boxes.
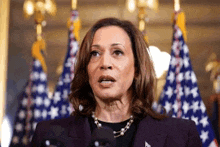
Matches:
[10,58,50,146]
[158,11,218,147]
[45,10,79,120]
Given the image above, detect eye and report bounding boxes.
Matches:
[90,50,100,57]
[113,49,124,56]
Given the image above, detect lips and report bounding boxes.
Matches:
[98,75,116,83]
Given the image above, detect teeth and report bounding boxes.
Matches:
[101,81,112,83]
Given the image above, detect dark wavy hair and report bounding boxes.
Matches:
[69,17,165,120]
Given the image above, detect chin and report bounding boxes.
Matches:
[95,93,121,101]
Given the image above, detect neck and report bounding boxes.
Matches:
[94,95,132,123]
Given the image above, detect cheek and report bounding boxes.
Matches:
[122,60,135,77]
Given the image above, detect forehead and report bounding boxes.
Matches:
[92,26,131,46]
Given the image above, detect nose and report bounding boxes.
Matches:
[100,52,112,70]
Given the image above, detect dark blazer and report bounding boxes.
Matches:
[31,115,202,147]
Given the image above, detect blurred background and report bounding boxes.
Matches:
[1,0,220,146]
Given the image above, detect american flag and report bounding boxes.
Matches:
[45,10,79,120]
[10,58,50,146]
[158,11,218,147]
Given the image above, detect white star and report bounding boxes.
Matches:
[70,41,78,54]
[42,109,48,119]
[165,86,173,99]
[71,58,76,67]
[12,136,19,144]
[184,86,191,97]
[200,130,209,143]
[53,92,61,104]
[37,84,45,94]
[64,74,71,83]
[35,96,43,106]
[167,71,175,83]
[33,72,39,80]
[58,78,63,86]
[182,116,189,120]
[34,109,41,119]
[172,100,179,113]
[22,136,28,145]
[191,87,198,98]
[200,116,209,128]
[185,71,191,81]
[15,123,23,132]
[172,114,177,118]
[32,85,37,92]
[40,72,47,81]
[170,57,176,68]
[177,73,183,82]
[61,105,67,115]
[191,115,199,125]
[164,102,172,113]
[34,60,41,67]
[182,101,189,114]
[183,56,189,68]
[179,58,183,68]
[22,98,28,107]
[200,102,206,113]
[176,29,182,37]
[49,106,59,119]
[44,98,51,107]
[178,87,184,97]
[183,44,189,54]
[67,105,73,114]
[65,58,72,67]
[18,110,26,120]
[192,101,199,113]
[191,72,197,83]
[63,90,69,100]
[172,41,178,52]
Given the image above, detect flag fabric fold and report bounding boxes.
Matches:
[158,11,218,147]
[10,39,50,146]
[45,10,79,120]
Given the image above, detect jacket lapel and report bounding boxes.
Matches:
[67,116,91,147]
[133,116,167,147]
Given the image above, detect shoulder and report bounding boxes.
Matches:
[158,117,196,128]
[31,116,86,147]
[36,116,75,128]
[146,116,197,135]
[137,116,202,147]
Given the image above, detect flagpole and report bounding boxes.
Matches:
[0,0,10,142]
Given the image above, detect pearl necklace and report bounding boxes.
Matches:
[91,112,134,138]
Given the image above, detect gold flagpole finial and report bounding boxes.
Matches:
[72,0,77,10]
[174,0,180,12]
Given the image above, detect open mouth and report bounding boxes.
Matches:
[98,75,116,83]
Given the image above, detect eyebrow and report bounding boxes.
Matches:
[91,43,125,48]
[111,43,125,48]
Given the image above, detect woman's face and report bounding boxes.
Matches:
[87,26,135,101]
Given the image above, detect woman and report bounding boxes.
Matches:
[31,18,202,147]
